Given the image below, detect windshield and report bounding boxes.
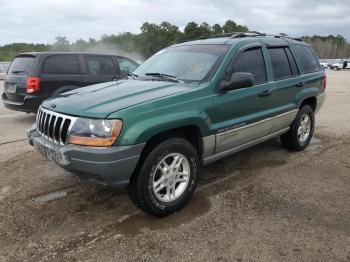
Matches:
[134,44,229,82]
[8,56,35,75]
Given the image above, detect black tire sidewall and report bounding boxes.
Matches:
[137,138,199,215]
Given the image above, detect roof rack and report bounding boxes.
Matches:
[174,32,302,45]
[273,34,302,41]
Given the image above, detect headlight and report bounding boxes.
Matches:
[67,118,123,147]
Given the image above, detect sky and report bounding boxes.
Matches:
[0,0,349,45]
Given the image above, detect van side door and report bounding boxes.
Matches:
[82,55,117,86]
[212,44,274,154]
[39,54,83,98]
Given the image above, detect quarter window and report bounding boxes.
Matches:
[231,47,267,85]
[84,56,115,75]
[43,55,81,74]
[292,45,320,74]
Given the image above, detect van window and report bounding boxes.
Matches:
[292,45,320,74]
[8,56,35,76]
[231,47,267,84]
[42,55,81,74]
[268,47,295,80]
[84,56,115,75]
[118,57,139,76]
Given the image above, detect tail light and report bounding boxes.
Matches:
[322,74,327,91]
[26,77,40,94]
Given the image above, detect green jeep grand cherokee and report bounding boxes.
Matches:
[28,32,326,216]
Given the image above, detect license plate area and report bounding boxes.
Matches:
[34,140,70,166]
[6,83,17,93]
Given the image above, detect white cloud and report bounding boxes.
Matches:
[0,0,349,45]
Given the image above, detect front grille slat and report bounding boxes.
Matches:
[58,119,65,144]
[36,107,77,145]
[52,116,58,142]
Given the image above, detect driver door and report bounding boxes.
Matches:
[212,44,274,154]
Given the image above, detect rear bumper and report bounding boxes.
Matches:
[2,93,42,113]
[28,126,145,188]
[315,93,326,114]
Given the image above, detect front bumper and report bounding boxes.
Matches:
[28,126,145,188]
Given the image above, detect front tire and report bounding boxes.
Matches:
[280,105,315,151]
[128,138,199,217]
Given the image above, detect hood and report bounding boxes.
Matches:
[42,80,192,118]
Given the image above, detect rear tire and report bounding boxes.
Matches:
[280,105,314,151]
[127,137,199,217]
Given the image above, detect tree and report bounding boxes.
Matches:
[212,24,223,35]
[52,36,70,51]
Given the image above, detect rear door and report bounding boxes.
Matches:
[265,45,301,133]
[39,54,83,98]
[212,44,274,153]
[82,55,117,86]
[4,55,36,102]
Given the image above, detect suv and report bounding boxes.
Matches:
[2,52,139,112]
[27,32,326,216]
[332,60,350,70]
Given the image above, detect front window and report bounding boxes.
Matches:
[134,44,229,82]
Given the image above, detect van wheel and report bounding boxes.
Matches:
[280,105,314,151]
[127,138,199,217]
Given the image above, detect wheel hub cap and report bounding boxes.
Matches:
[152,153,190,202]
[298,114,311,143]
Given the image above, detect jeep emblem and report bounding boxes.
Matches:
[51,103,56,108]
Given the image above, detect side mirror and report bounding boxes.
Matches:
[219,72,255,92]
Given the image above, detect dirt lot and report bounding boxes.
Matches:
[0,71,349,262]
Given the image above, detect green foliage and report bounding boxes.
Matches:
[302,35,350,58]
[1,20,349,61]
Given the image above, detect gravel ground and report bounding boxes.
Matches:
[0,70,349,262]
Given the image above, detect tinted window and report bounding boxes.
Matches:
[231,47,267,84]
[118,58,138,76]
[285,48,299,76]
[43,55,81,74]
[293,45,320,74]
[85,56,115,75]
[268,48,292,80]
[8,57,35,76]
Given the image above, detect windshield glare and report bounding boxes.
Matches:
[134,44,229,82]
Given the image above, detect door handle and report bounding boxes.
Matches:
[259,90,272,97]
[296,82,305,87]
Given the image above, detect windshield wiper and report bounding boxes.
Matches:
[145,73,181,83]
[128,73,139,79]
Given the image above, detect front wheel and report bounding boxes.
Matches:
[280,105,315,151]
[128,138,199,217]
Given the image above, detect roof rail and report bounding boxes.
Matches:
[273,34,302,41]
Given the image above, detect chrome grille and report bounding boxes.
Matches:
[36,107,77,145]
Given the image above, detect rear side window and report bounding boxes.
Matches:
[42,55,81,74]
[84,56,115,75]
[231,47,267,84]
[118,57,139,76]
[292,45,320,74]
[8,56,35,76]
[268,48,292,80]
[268,47,299,80]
